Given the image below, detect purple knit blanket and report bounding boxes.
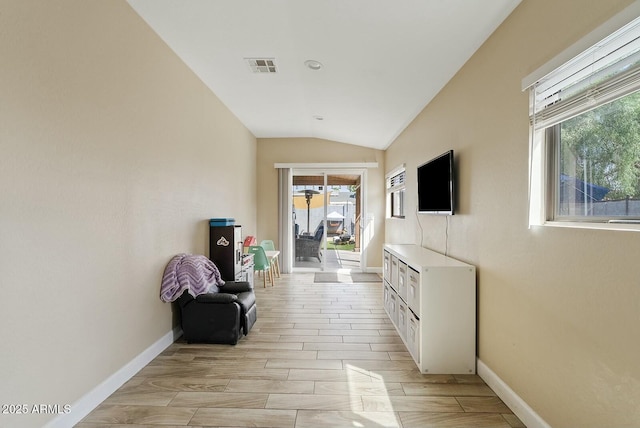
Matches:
[160,254,225,303]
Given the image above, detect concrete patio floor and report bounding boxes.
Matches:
[294,248,361,271]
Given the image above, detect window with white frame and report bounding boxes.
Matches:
[525,12,640,226]
[387,166,406,218]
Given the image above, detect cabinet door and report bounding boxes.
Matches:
[407,267,420,316]
[210,225,237,281]
[398,261,408,302]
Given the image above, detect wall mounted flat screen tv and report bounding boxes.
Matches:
[417,150,455,215]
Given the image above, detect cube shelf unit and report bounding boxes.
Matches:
[383,244,476,374]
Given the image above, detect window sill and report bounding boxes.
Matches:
[540,220,640,233]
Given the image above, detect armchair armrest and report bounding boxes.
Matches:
[219,281,253,293]
[195,293,238,304]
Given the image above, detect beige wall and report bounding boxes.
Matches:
[385,0,639,427]
[0,1,256,426]
[256,138,385,268]
[4,0,638,426]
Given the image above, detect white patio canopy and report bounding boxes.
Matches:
[327,211,345,219]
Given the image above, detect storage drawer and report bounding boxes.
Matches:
[390,255,399,291]
[383,282,391,314]
[383,251,391,283]
[398,300,407,341]
[398,261,408,302]
[407,267,420,316]
[389,288,399,327]
[407,311,420,362]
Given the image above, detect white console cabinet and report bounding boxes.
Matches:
[383,244,476,374]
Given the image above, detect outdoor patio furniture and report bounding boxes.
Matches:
[295,225,323,262]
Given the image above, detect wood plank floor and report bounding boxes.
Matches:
[76,272,525,428]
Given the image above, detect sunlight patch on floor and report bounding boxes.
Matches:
[346,363,401,427]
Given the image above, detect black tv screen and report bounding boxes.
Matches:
[417,150,455,215]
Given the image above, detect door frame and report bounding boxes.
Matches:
[276,162,376,273]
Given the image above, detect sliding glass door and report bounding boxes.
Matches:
[291,170,363,272]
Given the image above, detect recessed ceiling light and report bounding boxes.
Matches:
[304,60,323,71]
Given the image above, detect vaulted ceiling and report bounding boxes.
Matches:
[127,0,522,150]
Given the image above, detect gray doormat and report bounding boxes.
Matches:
[314,272,381,283]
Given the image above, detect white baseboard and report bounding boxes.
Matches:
[477,358,552,428]
[45,327,182,428]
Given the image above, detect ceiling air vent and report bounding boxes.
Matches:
[245,58,277,73]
